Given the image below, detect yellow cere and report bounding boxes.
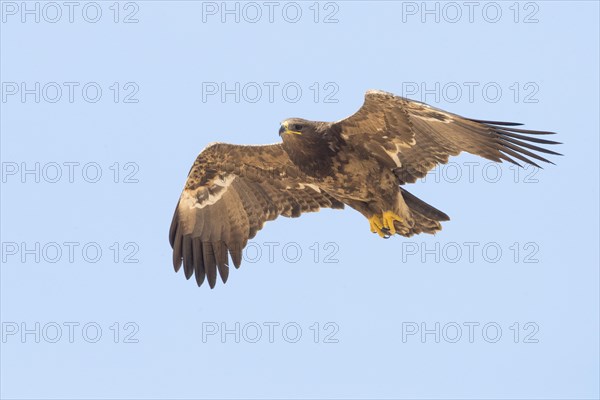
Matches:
[283,121,302,135]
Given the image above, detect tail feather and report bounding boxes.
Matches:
[400,188,449,221]
[395,188,449,237]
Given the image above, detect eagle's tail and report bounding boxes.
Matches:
[397,188,449,236]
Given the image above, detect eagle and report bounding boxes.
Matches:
[169,90,560,288]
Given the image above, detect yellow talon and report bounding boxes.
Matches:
[382,211,403,235]
[368,215,387,238]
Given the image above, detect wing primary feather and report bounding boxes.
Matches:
[192,238,205,287]
[468,118,523,126]
[172,229,183,272]
[202,242,218,289]
[229,243,243,269]
[169,213,178,248]
[498,154,523,167]
[182,236,194,280]
[499,139,554,165]
[499,147,541,168]
[490,126,556,135]
[215,241,230,283]
[499,135,562,156]
[496,130,562,145]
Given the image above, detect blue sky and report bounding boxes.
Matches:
[1,1,599,399]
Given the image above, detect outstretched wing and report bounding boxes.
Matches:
[169,143,344,288]
[334,90,561,184]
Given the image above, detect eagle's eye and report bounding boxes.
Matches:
[293,124,303,131]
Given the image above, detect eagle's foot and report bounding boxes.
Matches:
[368,214,390,238]
[382,211,403,235]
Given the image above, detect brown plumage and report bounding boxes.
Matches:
[170,90,560,288]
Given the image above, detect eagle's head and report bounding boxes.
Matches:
[278,118,319,138]
[279,118,340,177]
